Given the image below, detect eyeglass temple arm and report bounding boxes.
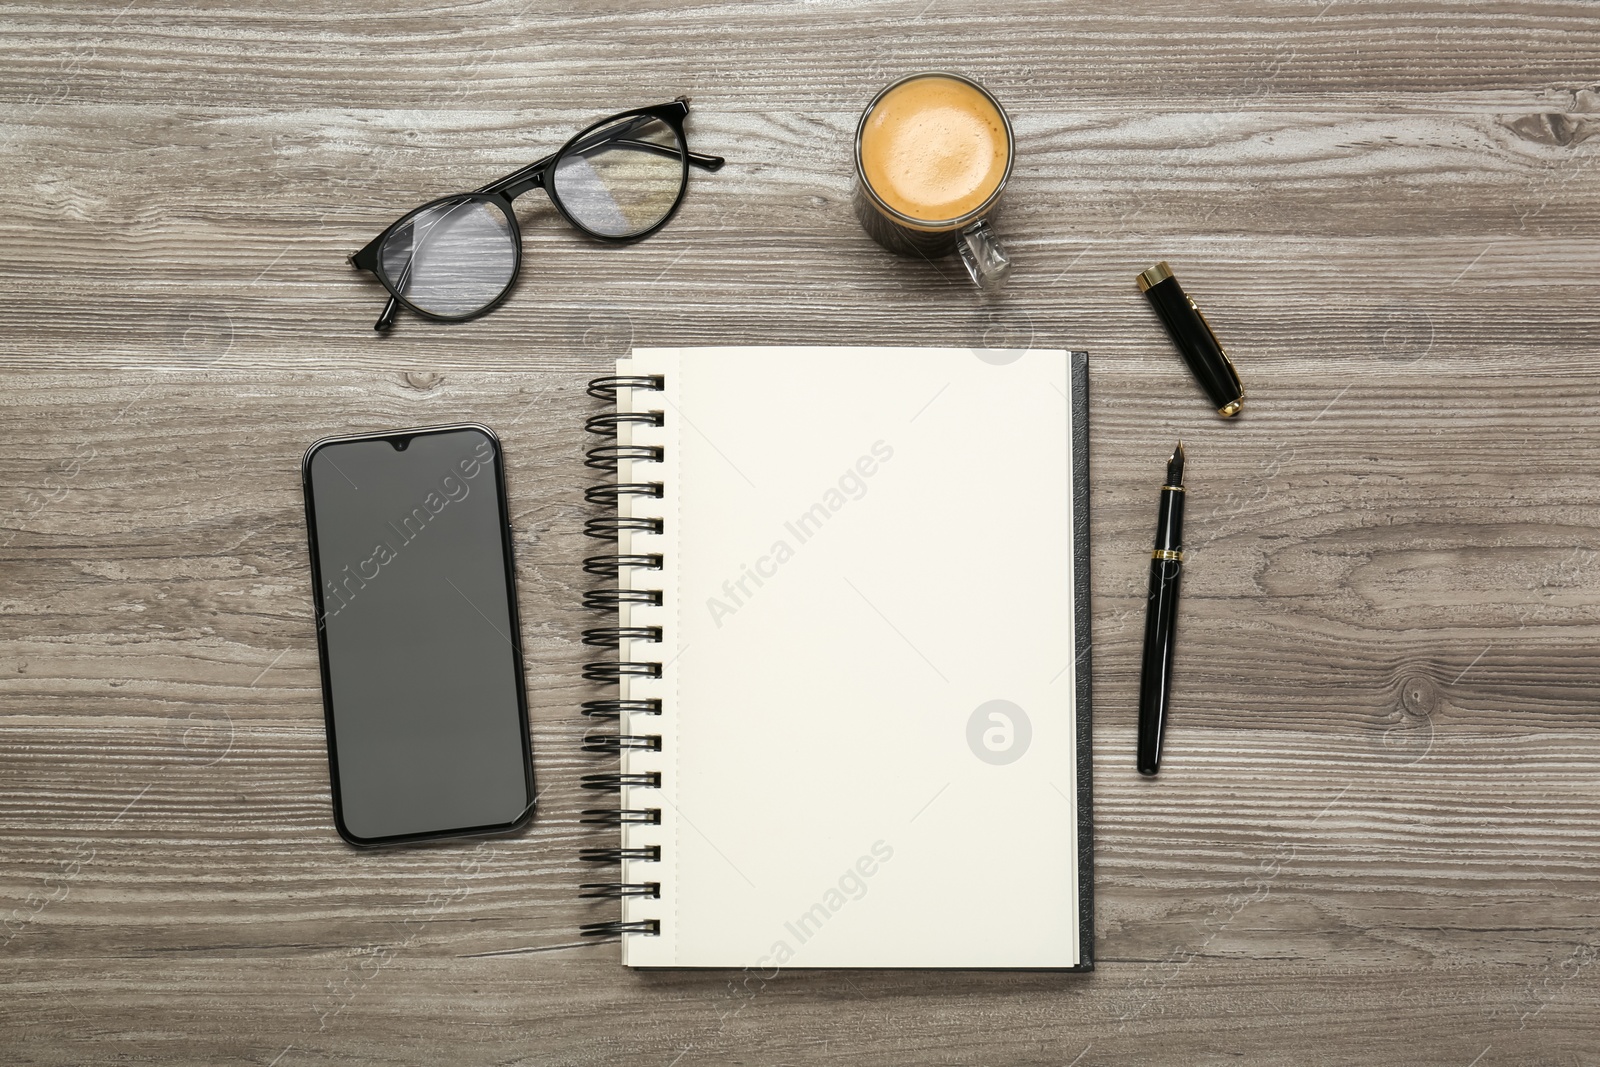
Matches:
[487,143,724,201]
[556,140,721,171]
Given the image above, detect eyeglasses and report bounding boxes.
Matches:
[349,98,724,331]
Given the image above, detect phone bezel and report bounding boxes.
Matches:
[301,422,536,847]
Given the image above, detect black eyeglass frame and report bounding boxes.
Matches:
[349,97,724,331]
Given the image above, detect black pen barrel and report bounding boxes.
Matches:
[1137,557,1182,776]
[1138,481,1185,776]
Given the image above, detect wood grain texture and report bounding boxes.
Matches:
[2,0,1599,1063]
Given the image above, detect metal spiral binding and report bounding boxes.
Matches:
[580,808,661,825]
[582,661,661,683]
[579,771,660,791]
[588,374,663,401]
[585,444,663,471]
[581,626,663,648]
[580,373,666,939]
[582,554,662,577]
[579,919,660,938]
[580,698,661,720]
[585,515,663,540]
[582,587,662,610]
[586,411,664,435]
[579,882,661,899]
[581,733,663,753]
[579,845,661,864]
[585,482,663,504]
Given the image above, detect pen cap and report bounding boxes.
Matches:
[1137,262,1245,418]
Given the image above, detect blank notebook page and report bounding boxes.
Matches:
[612,346,1086,969]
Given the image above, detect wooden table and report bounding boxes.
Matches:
[3,2,1598,1063]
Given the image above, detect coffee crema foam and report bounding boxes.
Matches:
[860,76,1009,223]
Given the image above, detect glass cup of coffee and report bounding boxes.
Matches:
[853,72,1015,290]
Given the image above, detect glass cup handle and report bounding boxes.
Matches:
[956,219,1012,290]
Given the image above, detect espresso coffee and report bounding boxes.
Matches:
[858,74,1011,224]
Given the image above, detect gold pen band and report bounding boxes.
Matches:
[1152,549,1183,562]
[1136,261,1174,293]
[1161,484,1185,492]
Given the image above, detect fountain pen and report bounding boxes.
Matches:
[1137,442,1185,776]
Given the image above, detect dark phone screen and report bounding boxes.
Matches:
[304,426,533,843]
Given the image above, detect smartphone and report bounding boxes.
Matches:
[301,424,535,846]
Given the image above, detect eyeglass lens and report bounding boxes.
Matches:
[552,115,685,238]
[379,197,517,318]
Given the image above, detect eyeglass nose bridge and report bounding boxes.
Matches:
[497,169,547,202]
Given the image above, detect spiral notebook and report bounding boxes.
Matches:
[581,346,1092,969]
